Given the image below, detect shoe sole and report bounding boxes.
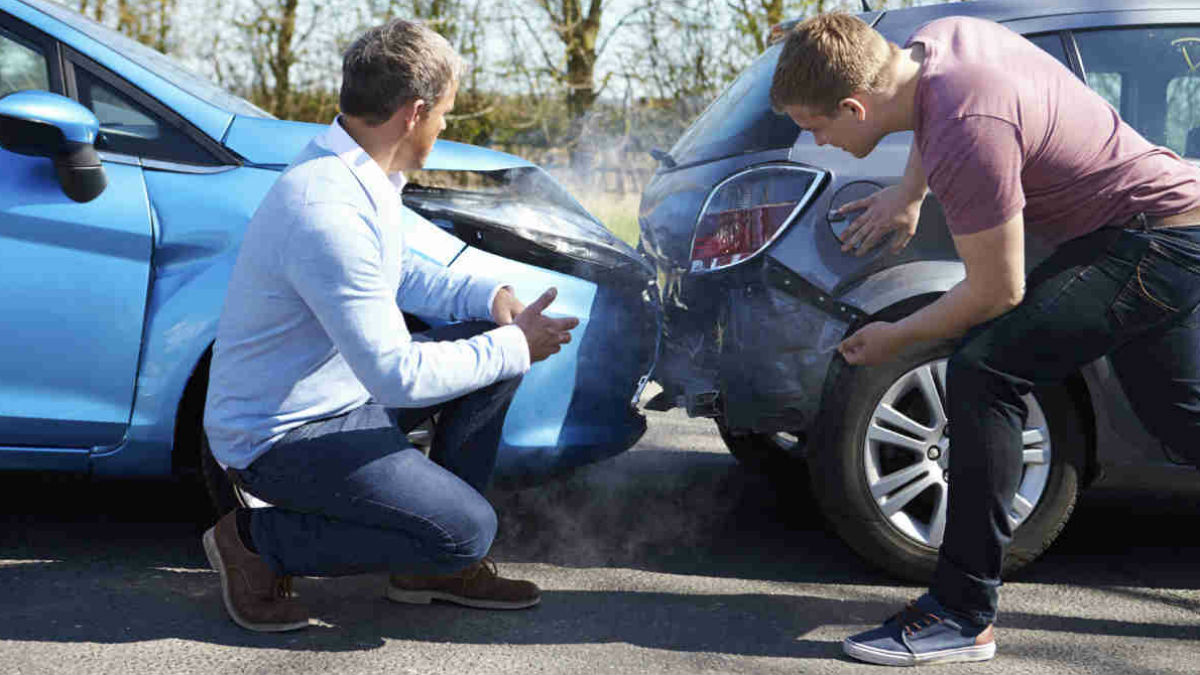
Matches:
[843,638,996,666]
[385,585,541,610]
[202,527,310,632]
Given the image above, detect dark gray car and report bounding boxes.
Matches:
[639,0,1200,581]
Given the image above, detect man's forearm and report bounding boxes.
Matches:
[891,279,1020,345]
[893,211,1026,345]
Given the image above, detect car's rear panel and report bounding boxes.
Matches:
[640,147,845,438]
[637,16,960,443]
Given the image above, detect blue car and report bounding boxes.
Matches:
[0,0,659,509]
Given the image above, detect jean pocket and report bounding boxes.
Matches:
[1148,233,1200,276]
[1107,254,1181,330]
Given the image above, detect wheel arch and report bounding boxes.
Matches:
[818,284,1101,490]
[172,346,213,479]
[89,250,234,477]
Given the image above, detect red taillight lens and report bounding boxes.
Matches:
[689,165,823,273]
[691,203,797,270]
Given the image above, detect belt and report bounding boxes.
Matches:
[1118,206,1200,230]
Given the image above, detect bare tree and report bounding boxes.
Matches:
[75,0,178,52]
[512,0,649,167]
[75,0,107,22]
[231,0,328,117]
[615,0,737,151]
[729,0,790,54]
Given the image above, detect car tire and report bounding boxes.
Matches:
[811,340,1085,582]
[715,416,807,476]
[200,431,244,518]
[173,355,243,521]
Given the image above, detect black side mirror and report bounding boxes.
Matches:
[0,90,107,203]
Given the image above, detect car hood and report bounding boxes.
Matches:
[223,115,648,283]
[221,116,536,171]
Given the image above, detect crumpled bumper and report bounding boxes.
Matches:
[648,257,854,438]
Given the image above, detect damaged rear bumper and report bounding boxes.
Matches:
[649,257,859,443]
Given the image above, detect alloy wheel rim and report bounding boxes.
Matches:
[861,358,1052,548]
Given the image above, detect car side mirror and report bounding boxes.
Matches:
[0,90,108,203]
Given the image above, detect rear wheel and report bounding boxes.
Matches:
[200,431,245,518]
[811,340,1085,582]
[175,353,249,520]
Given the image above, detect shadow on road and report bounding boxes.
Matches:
[1,445,1197,653]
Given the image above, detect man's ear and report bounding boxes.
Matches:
[839,96,868,122]
[392,99,425,133]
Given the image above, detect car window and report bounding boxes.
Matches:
[73,63,217,165]
[670,30,1069,170]
[1025,32,1069,67]
[0,27,49,97]
[1074,26,1200,157]
[668,44,797,168]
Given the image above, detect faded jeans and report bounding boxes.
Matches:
[231,321,523,577]
[931,224,1200,626]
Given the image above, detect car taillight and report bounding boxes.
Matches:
[689,164,825,273]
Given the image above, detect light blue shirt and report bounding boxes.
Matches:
[204,119,531,469]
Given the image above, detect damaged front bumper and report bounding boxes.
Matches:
[403,166,660,479]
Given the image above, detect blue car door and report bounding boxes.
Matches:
[0,17,153,458]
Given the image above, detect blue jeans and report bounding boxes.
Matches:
[231,322,523,577]
[932,224,1200,626]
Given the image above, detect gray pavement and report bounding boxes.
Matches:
[1,408,1198,674]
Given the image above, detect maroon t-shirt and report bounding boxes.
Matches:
[907,17,1200,245]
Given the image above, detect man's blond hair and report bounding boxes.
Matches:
[769,12,897,116]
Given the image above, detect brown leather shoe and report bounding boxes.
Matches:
[202,510,309,632]
[387,557,540,609]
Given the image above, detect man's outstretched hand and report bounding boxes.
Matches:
[513,287,579,363]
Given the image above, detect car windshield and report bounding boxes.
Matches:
[21,0,272,119]
[668,43,798,167]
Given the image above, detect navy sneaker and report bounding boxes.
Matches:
[843,594,995,666]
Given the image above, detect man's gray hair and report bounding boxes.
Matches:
[339,19,463,126]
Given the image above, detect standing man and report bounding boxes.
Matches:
[202,19,579,632]
[771,12,1200,666]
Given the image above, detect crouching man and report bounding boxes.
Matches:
[201,19,578,632]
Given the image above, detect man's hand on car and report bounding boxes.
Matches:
[513,287,580,363]
[491,286,524,325]
[837,184,922,256]
[838,321,907,366]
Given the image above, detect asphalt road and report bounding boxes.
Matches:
[1,408,1198,674]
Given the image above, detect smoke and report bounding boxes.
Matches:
[484,420,777,568]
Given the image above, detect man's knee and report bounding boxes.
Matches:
[494,373,523,398]
[946,347,992,396]
[446,495,498,563]
[468,373,523,411]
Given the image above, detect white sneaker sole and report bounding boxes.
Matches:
[843,637,996,666]
[202,527,310,632]
[385,585,541,610]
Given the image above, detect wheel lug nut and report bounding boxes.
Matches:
[943,469,950,483]
[927,447,941,460]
